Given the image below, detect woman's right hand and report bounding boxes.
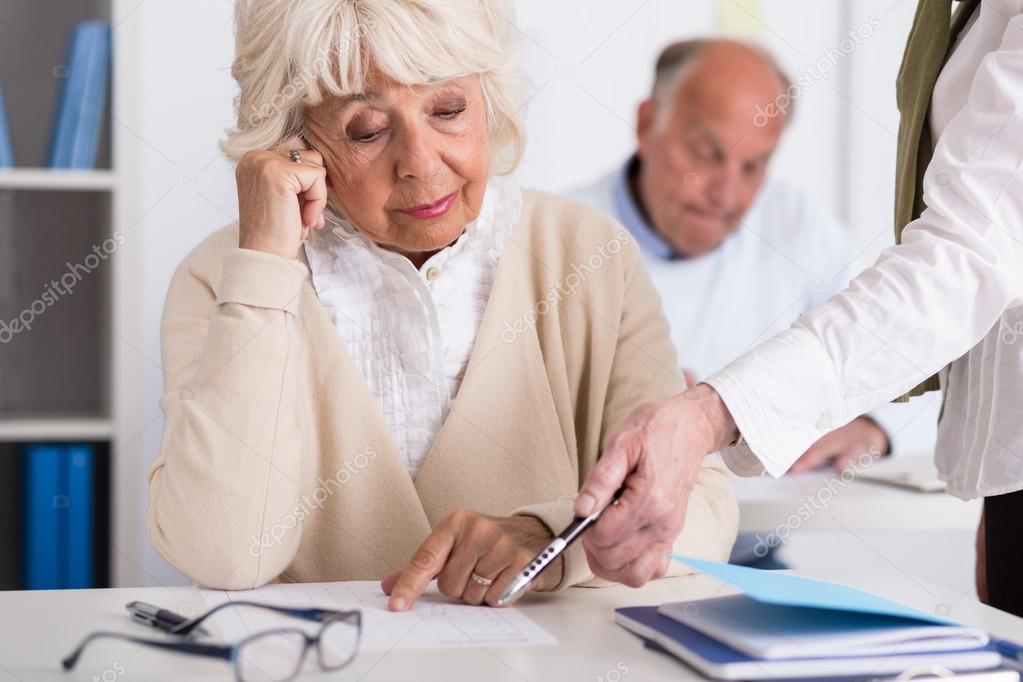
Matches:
[235,139,329,260]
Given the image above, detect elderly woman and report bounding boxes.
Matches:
[147,0,737,610]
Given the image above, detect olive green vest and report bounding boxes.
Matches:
[892,0,980,401]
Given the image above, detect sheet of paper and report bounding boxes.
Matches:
[199,581,558,650]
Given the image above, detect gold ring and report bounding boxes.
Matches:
[470,572,494,588]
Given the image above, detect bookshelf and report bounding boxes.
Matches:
[0,0,119,589]
[0,418,114,441]
[0,169,117,191]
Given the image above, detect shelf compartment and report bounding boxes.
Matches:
[0,189,111,418]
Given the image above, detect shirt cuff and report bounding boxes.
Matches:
[216,248,310,314]
[704,326,845,478]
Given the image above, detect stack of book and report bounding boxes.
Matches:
[616,556,1013,680]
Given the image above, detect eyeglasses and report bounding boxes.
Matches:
[62,601,362,682]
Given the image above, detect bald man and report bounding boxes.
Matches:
[571,39,939,473]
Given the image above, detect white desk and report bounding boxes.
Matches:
[3,564,1022,681]
[734,468,982,534]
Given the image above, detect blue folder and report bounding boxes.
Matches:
[0,82,13,167]
[24,445,63,589]
[672,554,956,624]
[23,444,95,589]
[65,444,94,588]
[616,606,1003,682]
[613,556,1005,679]
[48,22,111,169]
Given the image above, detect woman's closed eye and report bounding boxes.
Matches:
[345,110,390,144]
[350,127,388,143]
[345,107,465,144]
[434,105,466,121]
[346,118,388,143]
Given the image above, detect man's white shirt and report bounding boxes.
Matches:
[700,0,1023,499]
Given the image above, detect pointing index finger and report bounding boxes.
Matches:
[386,525,458,612]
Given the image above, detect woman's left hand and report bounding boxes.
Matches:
[381,509,562,611]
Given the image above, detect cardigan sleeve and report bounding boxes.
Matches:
[514,233,738,588]
[147,245,310,590]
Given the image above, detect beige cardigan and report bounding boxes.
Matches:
[147,189,738,591]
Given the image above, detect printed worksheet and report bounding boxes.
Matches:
[199,581,558,650]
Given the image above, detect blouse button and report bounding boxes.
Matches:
[425,266,440,281]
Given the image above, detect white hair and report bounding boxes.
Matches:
[222,0,528,174]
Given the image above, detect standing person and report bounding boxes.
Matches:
[575,0,1023,616]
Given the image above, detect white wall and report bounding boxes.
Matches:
[844,0,919,272]
[113,0,919,587]
[113,0,239,588]
[517,1,848,208]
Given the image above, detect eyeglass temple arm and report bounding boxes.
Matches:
[62,631,232,670]
[170,599,355,636]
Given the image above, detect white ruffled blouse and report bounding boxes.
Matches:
[303,176,523,479]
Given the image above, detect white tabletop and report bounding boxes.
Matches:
[3,563,1022,681]
[734,463,983,534]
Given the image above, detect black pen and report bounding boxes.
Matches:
[126,601,208,636]
[497,487,624,606]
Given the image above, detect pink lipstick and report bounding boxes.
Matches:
[396,191,458,220]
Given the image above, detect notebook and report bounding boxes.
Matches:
[612,556,1003,679]
[660,594,987,659]
[615,606,1001,680]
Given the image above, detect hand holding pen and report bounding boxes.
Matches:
[497,487,625,606]
[382,513,567,611]
[574,386,738,588]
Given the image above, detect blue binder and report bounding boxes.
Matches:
[24,445,63,589]
[23,444,95,589]
[48,22,111,169]
[65,444,94,588]
[0,82,13,167]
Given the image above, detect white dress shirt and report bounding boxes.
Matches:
[303,176,523,479]
[707,0,1023,499]
[569,160,940,457]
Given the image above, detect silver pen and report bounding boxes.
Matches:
[497,487,624,606]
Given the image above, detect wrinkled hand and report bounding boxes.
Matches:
[574,383,737,587]
[382,510,561,611]
[787,417,889,474]
[235,137,329,260]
